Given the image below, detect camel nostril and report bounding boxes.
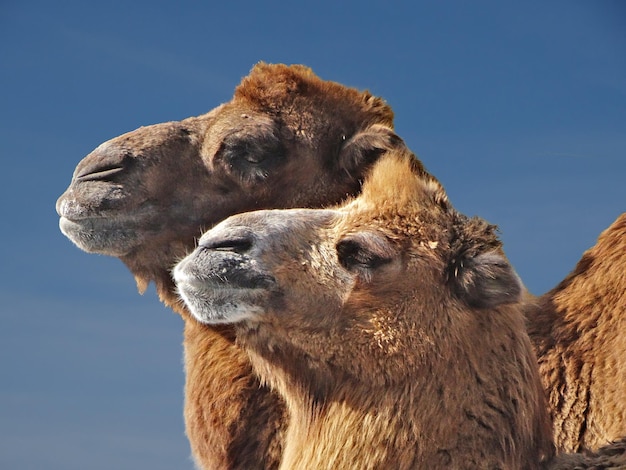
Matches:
[76,164,126,182]
[200,236,253,255]
[74,146,136,183]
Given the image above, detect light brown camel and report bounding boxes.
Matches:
[174,148,555,469]
[56,63,409,469]
[526,212,626,453]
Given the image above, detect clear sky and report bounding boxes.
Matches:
[1,1,624,468]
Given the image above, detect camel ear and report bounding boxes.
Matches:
[452,252,523,309]
[338,124,406,176]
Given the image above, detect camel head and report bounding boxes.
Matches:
[56,63,409,298]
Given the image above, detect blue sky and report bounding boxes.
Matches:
[1,1,624,468]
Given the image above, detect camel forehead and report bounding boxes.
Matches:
[203,107,279,144]
[218,96,346,147]
[209,208,339,239]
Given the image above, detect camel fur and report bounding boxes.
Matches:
[547,436,626,469]
[526,213,626,453]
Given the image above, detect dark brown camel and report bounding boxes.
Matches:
[57,63,407,469]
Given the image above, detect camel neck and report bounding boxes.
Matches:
[279,382,420,469]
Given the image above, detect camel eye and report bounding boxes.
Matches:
[222,141,266,164]
[219,134,286,183]
[336,235,394,273]
[244,152,266,164]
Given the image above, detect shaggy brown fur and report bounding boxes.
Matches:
[175,149,555,469]
[56,63,410,469]
[526,213,626,453]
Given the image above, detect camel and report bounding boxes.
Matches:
[526,212,626,453]
[173,148,555,469]
[56,63,410,469]
[57,62,626,466]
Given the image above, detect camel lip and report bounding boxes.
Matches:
[174,255,276,292]
[58,216,142,256]
[180,273,275,292]
[174,274,272,325]
[59,213,150,230]
[58,215,130,231]
[56,192,156,222]
[57,211,152,230]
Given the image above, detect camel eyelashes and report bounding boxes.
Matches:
[218,134,287,185]
[221,135,286,166]
[243,152,266,164]
[336,234,395,274]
